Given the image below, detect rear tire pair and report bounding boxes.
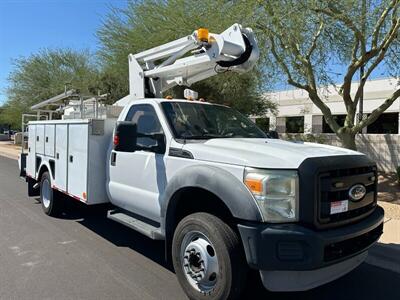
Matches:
[40,172,63,216]
[172,213,248,300]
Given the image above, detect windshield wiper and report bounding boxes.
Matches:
[180,133,227,140]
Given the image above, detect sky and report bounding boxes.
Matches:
[0,0,127,104]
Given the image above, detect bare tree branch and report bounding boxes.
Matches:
[313,3,368,114]
[306,21,324,60]
[351,38,360,63]
[372,0,399,48]
[354,88,400,132]
[354,15,400,106]
[268,36,308,90]
[314,5,366,55]
[264,4,342,133]
[264,28,341,132]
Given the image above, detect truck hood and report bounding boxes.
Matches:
[182,138,362,169]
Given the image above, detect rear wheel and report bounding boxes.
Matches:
[40,172,62,216]
[172,212,247,300]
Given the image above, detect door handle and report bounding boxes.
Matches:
[46,137,48,143]
[111,152,116,166]
[69,155,73,163]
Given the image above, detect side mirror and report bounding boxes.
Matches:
[146,132,166,154]
[114,122,137,152]
[267,130,279,139]
[113,122,166,154]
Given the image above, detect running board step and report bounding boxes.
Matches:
[107,209,164,240]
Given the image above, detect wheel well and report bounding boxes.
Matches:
[172,187,234,226]
[165,187,236,263]
[37,165,49,182]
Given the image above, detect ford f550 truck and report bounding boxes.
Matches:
[19,24,384,300]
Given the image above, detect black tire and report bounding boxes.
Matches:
[172,212,248,300]
[40,172,62,216]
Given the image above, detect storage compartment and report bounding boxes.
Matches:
[27,119,116,205]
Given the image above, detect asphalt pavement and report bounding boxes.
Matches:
[0,155,399,300]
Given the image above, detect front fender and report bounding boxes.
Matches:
[161,164,263,232]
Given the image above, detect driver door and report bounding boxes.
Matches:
[108,104,167,223]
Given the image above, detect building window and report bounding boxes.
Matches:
[323,115,346,133]
[255,117,270,132]
[286,116,304,133]
[367,112,398,134]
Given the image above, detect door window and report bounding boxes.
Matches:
[125,104,163,148]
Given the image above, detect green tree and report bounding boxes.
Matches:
[97,0,275,115]
[255,0,400,149]
[1,48,100,129]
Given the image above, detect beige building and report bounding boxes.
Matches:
[261,78,399,135]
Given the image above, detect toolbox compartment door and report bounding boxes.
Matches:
[67,124,88,200]
[36,125,45,155]
[44,124,55,157]
[55,124,68,192]
[26,124,36,177]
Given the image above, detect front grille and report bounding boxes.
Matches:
[324,223,383,262]
[318,166,377,228]
[327,166,375,178]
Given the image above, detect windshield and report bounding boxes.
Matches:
[161,101,267,139]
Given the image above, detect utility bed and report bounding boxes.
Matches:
[26,118,116,204]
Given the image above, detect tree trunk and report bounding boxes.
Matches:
[338,131,357,150]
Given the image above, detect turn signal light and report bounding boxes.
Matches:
[197,28,209,42]
[245,178,263,194]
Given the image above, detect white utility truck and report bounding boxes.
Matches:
[19,24,384,300]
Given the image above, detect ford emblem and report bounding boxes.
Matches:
[348,184,366,202]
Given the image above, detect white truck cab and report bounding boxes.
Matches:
[19,24,384,300]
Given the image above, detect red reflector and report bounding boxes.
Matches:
[113,135,119,146]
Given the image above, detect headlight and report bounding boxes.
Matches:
[244,168,299,223]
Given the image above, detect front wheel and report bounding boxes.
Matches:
[172,213,247,300]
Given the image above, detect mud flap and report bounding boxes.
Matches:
[19,153,27,177]
[27,176,40,197]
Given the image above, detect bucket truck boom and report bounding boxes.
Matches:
[128,23,259,99]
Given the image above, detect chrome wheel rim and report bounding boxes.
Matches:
[180,231,219,294]
[42,179,51,209]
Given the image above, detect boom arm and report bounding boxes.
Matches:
[129,23,259,99]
